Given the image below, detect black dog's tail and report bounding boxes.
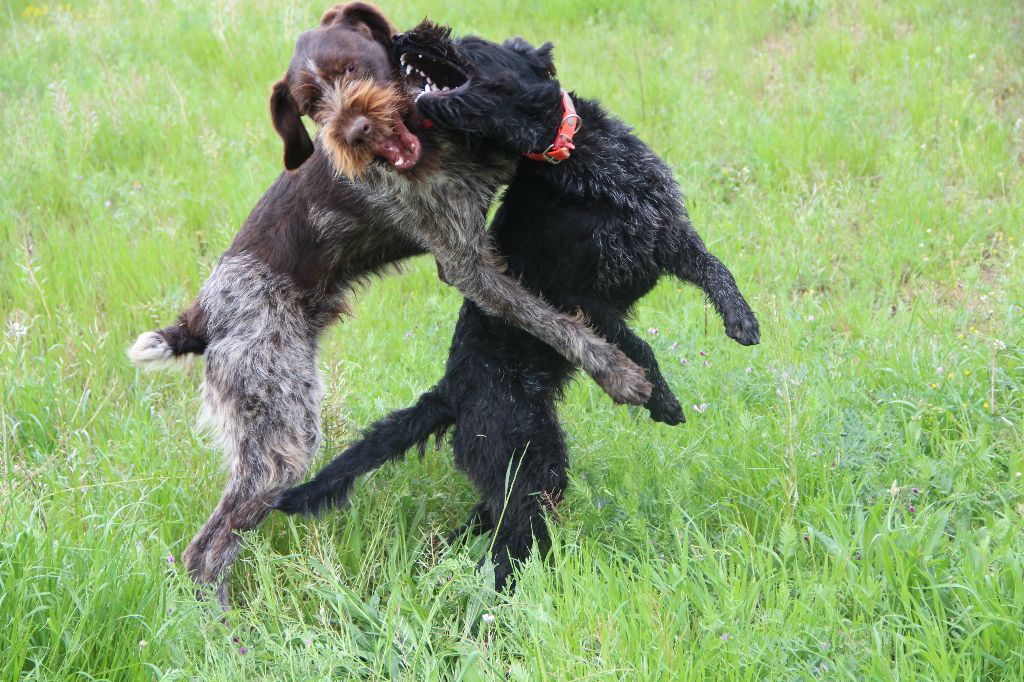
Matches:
[128,307,208,369]
[275,388,454,516]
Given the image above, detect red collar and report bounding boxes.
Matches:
[523,89,581,164]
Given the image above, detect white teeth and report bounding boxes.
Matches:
[425,76,433,85]
[406,65,413,75]
[400,54,407,65]
[442,86,450,92]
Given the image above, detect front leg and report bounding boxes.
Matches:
[432,236,652,405]
[667,227,760,346]
[574,298,685,425]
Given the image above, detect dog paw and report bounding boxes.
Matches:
[724,308,760,346]
[274,482,348,516]
[594,351,653,405]
[646,389,685,426]
[272,487,309,515]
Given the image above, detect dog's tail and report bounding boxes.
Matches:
[128,317,208,370]
[275,388,454,516]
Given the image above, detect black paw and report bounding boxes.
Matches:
[272,486,311,515]
[724,308,760,346]
[646,388,686,425]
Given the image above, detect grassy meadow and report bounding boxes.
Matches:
[2,0,1023,678]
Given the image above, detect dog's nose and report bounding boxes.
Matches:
[346,116,373,146]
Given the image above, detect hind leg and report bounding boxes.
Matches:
[445,500,494,545]
[183,334,322,607]
[486,436,567,591]
[454,401,568,591]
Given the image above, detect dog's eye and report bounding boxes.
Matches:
[345,63,357,74]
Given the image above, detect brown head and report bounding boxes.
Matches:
[269,2,421,174]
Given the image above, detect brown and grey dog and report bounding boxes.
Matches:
[129,3,649,606]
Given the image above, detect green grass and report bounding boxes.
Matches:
[2,0,1022,679]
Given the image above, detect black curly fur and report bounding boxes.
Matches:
[277,24,760,590]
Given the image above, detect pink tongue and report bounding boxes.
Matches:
[376,119,421,171]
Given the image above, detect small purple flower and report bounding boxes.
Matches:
[404,330,413,338]
[648,327,658,336]
[911,487,920,495]
[166,554,175,565]
[693,402,709,414]
[720,633,730,641]
[699,350,708,357]
[745,366,753,373]
[703,360,710,367]
[680,357,688,366]
[238,646,248,655]
[231,636,240,644]
[670,342,678,351]
[908,505,916,514]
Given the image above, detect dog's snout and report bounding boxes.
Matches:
[346,116,373,145]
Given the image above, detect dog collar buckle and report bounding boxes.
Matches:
[524,90,581,165]
[536,143,566,164]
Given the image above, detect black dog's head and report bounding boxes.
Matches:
[393,20,563,156]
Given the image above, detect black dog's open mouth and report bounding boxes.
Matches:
[399,51,468,102]
[393,21,470,104]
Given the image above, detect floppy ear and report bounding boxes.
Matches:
[270,78,315,170]
[505,37,558,78]
[321,2,395,46]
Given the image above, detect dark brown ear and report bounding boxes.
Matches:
[321,2,395,46]
[270,78,315,170]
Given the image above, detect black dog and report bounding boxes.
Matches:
[276,22,760,590]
